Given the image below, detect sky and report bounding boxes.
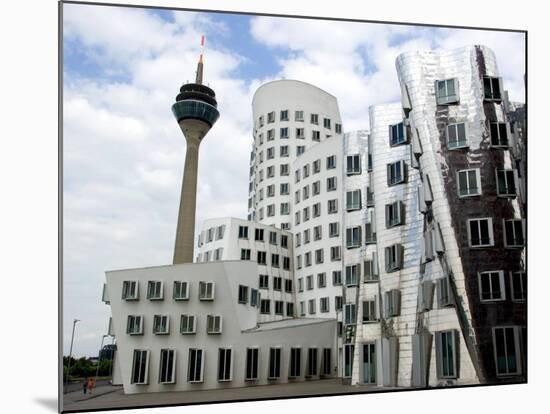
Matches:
[62,2,525,357]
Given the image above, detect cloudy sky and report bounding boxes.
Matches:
[62,2,525,357]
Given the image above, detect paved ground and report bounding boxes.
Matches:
[62,379,400,412]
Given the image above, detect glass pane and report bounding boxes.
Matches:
[448,125,457,146]
[446,79,455,96]
[468,170,478,193]
[457,123,466,144]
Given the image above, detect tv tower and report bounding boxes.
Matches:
[171,36,220,264]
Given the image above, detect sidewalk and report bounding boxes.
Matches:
[62,379,400,412]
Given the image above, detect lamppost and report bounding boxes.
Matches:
[94,334,109,390]
[65,318,80,391]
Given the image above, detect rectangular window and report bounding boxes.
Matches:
[289,348,302,378]
[329,222,339,237]
[457,169,481,197]
[335,123,342,134]
[332,270,342,286]
[345,264,359,286]
[496,169,518,197]
[344,303,357,325]
[389,122,407,146]
[286,302,294,316]
[267,111,275,123]
[268,348,281,379]
[267,129,275,141]
[447,122,468,149]
[346,154,361,174]
[510,271,526,302]
[280,183,289,195]
[328,199,338,214]
[437,276,454,307]
[245,348,259,381]
[159,349,176,384]
[153,315,169,335]
[346,226,362,248]
[300,301,305,316]
[320,297,329,313]
[273,276,282,291]
[483,76,502,101]
[317,272,326,288]
[310,113,319,124]
[308,298,316,314]
[346,189,362,211]
[362,299,377,323]
[326,155,336,169]
[297,145,305,156]
[272,254,280,268]
[280,110,289,121]
[238,225,249,239]
[259,274,269,289]
[281,234,288,248]
[344,344,354,378]
[490,122,510,147]
[305,252,312,267]
[260,299,271,314]
[255,228,264,241]
[324,117,331,129]
[384,289,401,318]
[327,177,337,191]
[313,159,321,173]
[238,285,249,304]
[250,289,259,307]
[280,145,289,157]
[306,275,313,290]
[468,218,494,247]
[504,219,525,247]
[330,246,341,261]
[199,281,215,300]
[280,164,289,176]
[384,244,403,272]
[435,78,459,105]
[131,350,149,384]
[267,166,275,178]
[295,110,304,122]
[478,271,506,302]
[313,203,321,218]
[180,314,196,334]
[387,160,407,186]
[493,326,523,376]
[187,348,204,383]
[307,348,318,377]
[218,348,232,382]
[267,204,275,217]
[257,251,267,265]
[385,200,404,227]
[312,181,321,196]
[312,130,320,142]
[436,330,458,379]
[206,315,222,334]
[173,281,189,301]
[322,349,332,376]
[241,249,251,260]
[283,256,290,270]
[122,281,138,300]
[127,315,143,335]
[315,248,324,264]
[280,203,290,215]
[335,296,343,311]
[296,128,305,139]
[364,259,378,282]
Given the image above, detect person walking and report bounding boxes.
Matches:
[82,378,87,395]
[87,377,94,395]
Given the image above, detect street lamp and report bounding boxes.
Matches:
[65,318,80,391]
[94,334,109,390]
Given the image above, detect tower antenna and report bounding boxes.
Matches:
[195,35,205,84]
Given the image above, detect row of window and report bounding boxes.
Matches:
[126,314,222,335]
[258,299,295,316]
[258,275,293,292]
[456,168,520,198]
[255,127,337,145]
[254,144,307,162]
[198,225,225,246]
[235,226,289,247]
[435,76,503,106]
[298,296,342,315]
[258,109,341,131]
[467,218,525,248]
[131,346,333,385]
[121,281,215,302]
[240,249,291,269]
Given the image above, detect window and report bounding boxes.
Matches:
[296,255,302,269]
[238,225,249,239]
[217,348,233,382]
[317,272,326,288]
[131,350,149,384]
[267,165,275,178]
[259,274,269,289]
[255,228,264,241]
[504,219,525,247]
[435,78,459,105]
[418,281,435,311]
[457,169,481,197]
[483,76,502,101]
[258,252,267,267]
[387,160,407,186]
[329,222,339,237]
[267,204,275,217]
[490,122,510,147]
[496,169,518,197]
[267,129,275,141]
[307,348,318,377]
[315,249,324,264]
[346,226,362,248]
[346,189,362,211]
[436,330,458,379]
[287,302,294,316]
[187,348,204,382]
[122,281,138,300]
[345,264,359,286]
[215,225,225,240]
[328,199,338,214]
[324,117,331,129]
[320,297,329,313]
[385,200,404,227]
[303,186,310,200]
[199,281,215,300]
[245,348,259,380]
[289,348,302,378]
[344,303,356,325]
[344,344,354,378]
[478,271,506,302]
[389,122,407,146]
[468,218,494,247]
[238,285,249,304]
[153,315,169,335]
[214,247,223,261]
[312,181,320,195]
[267,111,275,123]
[207,228,214,243]
[251,289,259,307]
[327,177,337,191]
[330,246,341,261]
[385,244,403,272]
[332,270,342,286]
[297,145,305,156]
[295,110,304,122]
[273,276,282,291]
[447,122,468,149]
[284,278,293,293]
[280,183,289,195]
[295,211,301,225]
[311,113,319,124]
[280,202,290,215]
[280,145,289,157]
[312,203,321,219]
[241,248,251,260]
[362,299,377,323]
[303,207,310,222]
[306,274,314,290]
[493,326,523,376]
[305,252,312,266]
[283,256,290,270]
[272,254,280,268]
[384,289,401,317]
[437,276,454,307]
[510,271,526,302]
[346,154,361,174]
[207,315,222,334]
[312,130,320,142]
[180,314,196,334]
[280,109,289,121]
[326,155,336,169]
[159,349,176,384]
[127,315,143,335]
[260,299,271,314]
[308,299,316,314]
[335,296,343,311]
[268,348,281,379]
[364,259,378,282]
[173,281,189,301]
[313,224,322,240]
[280,164,289,176]
[335,123,342,134]
[322,349,332,376]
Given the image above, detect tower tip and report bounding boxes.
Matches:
[195,35,205,84]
